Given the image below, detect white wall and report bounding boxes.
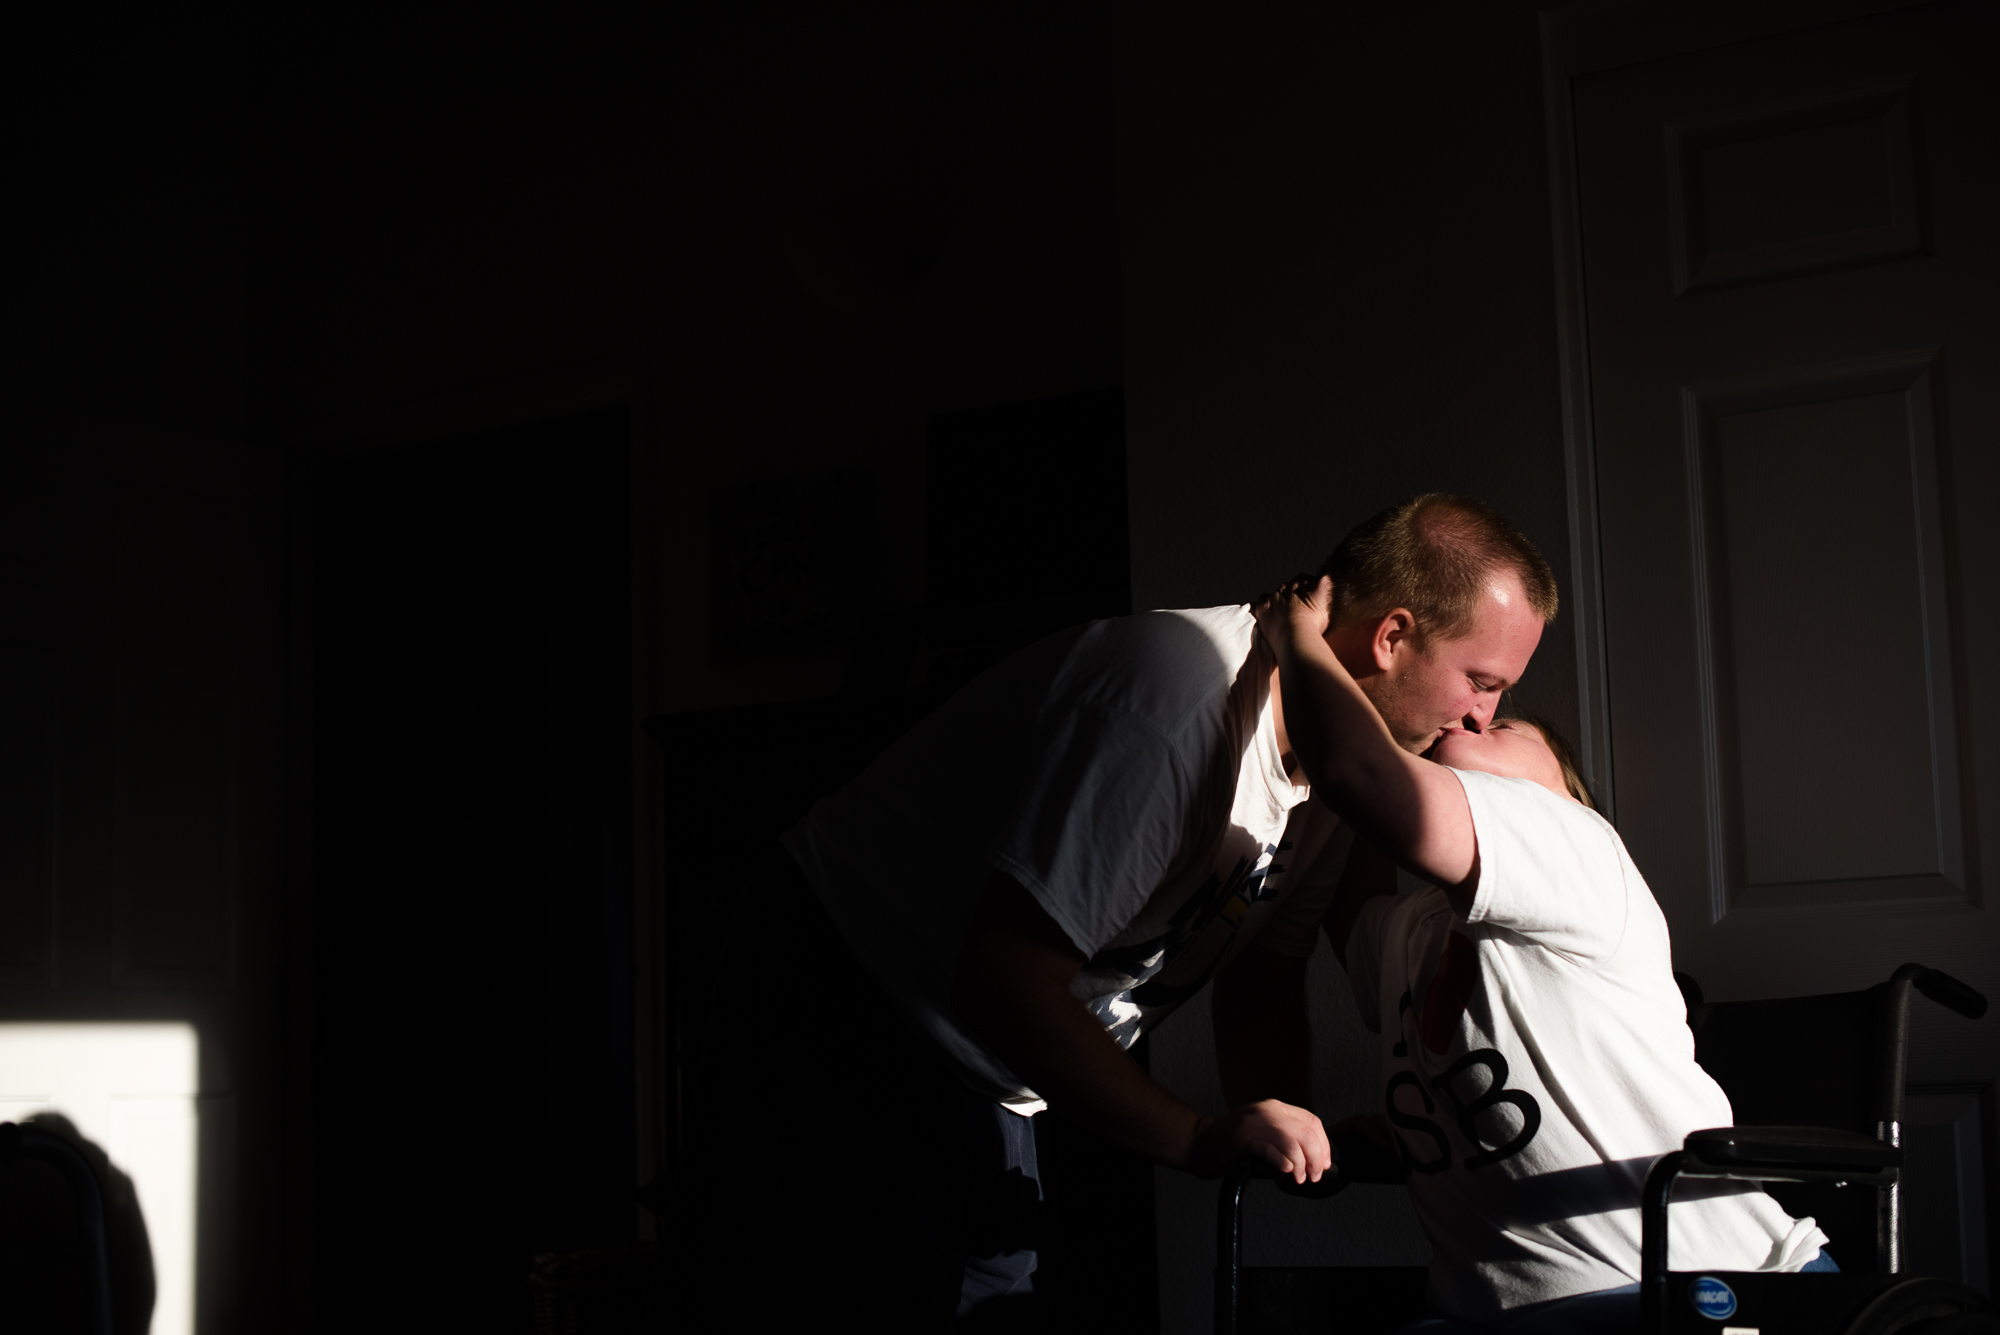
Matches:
[1,1023,203,1335]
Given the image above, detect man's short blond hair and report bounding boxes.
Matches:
[1319,493,1558,642]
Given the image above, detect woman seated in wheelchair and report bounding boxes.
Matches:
[1255,577,1836,1335]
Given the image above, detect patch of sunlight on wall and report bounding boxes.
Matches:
[0,1022,200,1335]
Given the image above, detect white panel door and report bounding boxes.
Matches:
[1563,0,1998,1281]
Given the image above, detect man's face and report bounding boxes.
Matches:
[1355,574,1545,753]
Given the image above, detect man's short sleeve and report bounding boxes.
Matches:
[1457,769,1630,961]
[993,702,1190,958]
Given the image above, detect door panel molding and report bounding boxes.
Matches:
[1548,0,1997,1263]
[1541,0,1932,822]
[1679,349,1964,921]
[1903,1082,1995,1293]
[1544,0,1930,82]
[1542,12,1616,816]
[1664,76,1924,294]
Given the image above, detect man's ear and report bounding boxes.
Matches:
[1371,608,1416,673]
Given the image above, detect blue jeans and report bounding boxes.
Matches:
[1393,1251,1838,1335]
[679,851,1050,1330]
[956,1089,1042,1319]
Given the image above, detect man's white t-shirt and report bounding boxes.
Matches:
[785,606,1352,1113]
[1346,768,1827,1323]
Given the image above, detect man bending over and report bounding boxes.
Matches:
[685,494,1556,1328]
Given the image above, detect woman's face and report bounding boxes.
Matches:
[1429,719,1574,804]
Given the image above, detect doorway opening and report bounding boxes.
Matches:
[312,406,634,1329]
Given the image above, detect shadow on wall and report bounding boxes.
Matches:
[2,1113,156,1335]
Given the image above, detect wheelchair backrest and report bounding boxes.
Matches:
[1684,980,1905,1271]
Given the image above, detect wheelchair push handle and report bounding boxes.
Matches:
[1918,969,1986,1019]
[1895,963,1988,1019]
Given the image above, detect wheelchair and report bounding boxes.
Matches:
[1216,962,1993,1335]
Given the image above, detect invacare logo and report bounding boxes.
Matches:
[1690,1276,1738,1320]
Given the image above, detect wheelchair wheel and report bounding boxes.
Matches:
[1839,1278,1995,1335]
[1907,1314,2000,1335]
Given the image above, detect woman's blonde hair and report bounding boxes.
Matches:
[1499,708,1596,810]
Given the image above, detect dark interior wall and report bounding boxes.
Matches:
[1110,5,1580,1329]
[257,3,1132,1325]
[636,5,1130,711]
[13,10,247,436]
[241,6,1127,711]
[1113,0,1579,731]
[14,3,1591,1329]
[243,13,654,431]
[11,12,282,1334]
[13,5,1132,1332]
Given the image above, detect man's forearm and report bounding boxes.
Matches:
[954,869,1334,1183]
[973,966,1210,1166]
[953,872,1209,1167]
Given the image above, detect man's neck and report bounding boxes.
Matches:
[1268,664,1306,784]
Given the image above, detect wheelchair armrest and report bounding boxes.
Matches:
[1684,1125,1901,1176]
[1643,1129,1901,1335]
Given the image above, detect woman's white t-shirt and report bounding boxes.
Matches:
[1346,768,1827,1323]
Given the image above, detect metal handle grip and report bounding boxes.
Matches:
[1914,967,1988,1019]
